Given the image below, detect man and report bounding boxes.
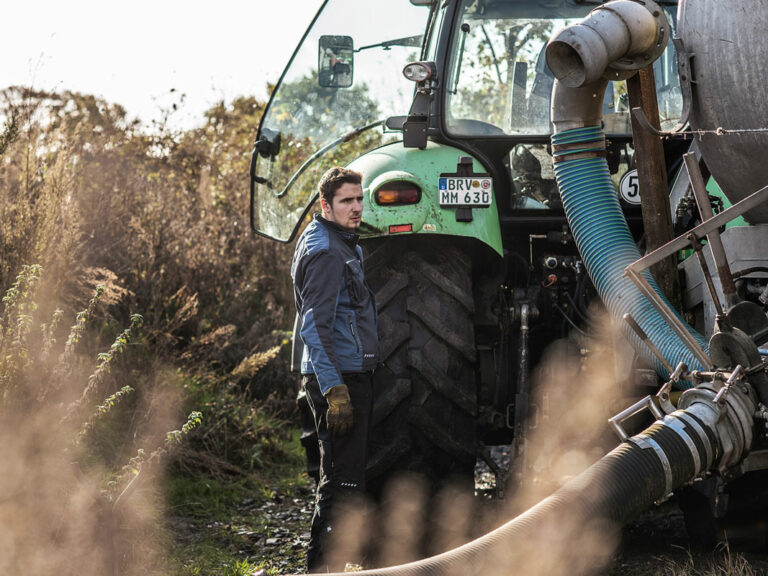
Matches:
[291,167,379,572]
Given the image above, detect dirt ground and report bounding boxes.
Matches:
[614,502,768,575]
[190,478,768,575]
[168,451,768,575]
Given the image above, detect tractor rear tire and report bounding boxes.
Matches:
[363,237,478,492]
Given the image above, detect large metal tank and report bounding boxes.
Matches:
[678,0,768,223]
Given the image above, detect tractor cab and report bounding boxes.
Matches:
[250,0,682,242]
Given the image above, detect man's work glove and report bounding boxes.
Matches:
[325,384,354,437]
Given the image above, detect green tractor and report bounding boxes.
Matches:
[249,0,689,491]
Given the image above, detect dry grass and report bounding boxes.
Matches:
[0,264,204,576]
[0,86,301,575]
[661,543,760,576]
[0,86,293,358]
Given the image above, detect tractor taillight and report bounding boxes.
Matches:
[374,182,421,205]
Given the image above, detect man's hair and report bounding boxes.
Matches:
[318,167,363,204]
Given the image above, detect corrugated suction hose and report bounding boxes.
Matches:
[301,398,728,576]
[551,126,710,384]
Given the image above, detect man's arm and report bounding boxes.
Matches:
[298,250,345,394]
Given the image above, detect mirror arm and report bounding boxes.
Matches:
[355,35,424,53]
[256,128,281,158]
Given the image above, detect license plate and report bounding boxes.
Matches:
[438,177,493,206]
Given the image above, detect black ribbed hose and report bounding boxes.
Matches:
[305,407,720,576]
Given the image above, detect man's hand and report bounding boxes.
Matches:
[325,384,353,436]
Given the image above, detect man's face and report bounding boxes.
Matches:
[322,182,364,231]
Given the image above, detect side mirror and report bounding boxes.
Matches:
[318,35,354,88]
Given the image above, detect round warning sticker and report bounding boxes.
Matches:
[619,169,641,205]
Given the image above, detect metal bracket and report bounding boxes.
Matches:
[626,183,768,271]
[609,395,664,441]
[714,365,745,406]
[672,37,694,131]
[656,362,689,415]
[683,153,739,309]
[624,182,768,371]
[630,37,693,137]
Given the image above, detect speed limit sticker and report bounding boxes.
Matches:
[619,169,641,205]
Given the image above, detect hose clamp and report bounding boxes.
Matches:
[629,434,673,496]
[661,413,702,473]
[552,138,607,163]
[674,410,715,469]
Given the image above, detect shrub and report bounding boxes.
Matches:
[0,87,294,369]
[0,266,203,576]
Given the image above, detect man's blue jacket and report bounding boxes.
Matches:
[291,215,379,394]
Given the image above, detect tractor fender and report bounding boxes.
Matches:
[348,141,504,257]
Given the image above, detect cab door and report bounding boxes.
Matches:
[249,0,432,242]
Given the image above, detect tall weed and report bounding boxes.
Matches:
[0,86,300,573]
[0,268,200,576]
[0,87,293,370]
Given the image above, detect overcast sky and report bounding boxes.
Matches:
[3,0,324,130]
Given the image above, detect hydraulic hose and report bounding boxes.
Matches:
[300,382,756,576]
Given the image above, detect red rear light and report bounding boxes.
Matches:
[374,181,422,206]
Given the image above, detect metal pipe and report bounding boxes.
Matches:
[548,0,669,131]
[683,153,739,308]
[622,313,674,374]
[511,304,531,488]
[624,267,713,369]
[688,234,725,316]
[546,0,660,88]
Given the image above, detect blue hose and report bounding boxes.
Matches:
[552,126,709,386]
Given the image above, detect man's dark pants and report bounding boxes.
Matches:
[303,371,372,573]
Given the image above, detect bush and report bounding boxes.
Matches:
[0,87,294,364]
[0,87,301,575]
[0,266,202,576]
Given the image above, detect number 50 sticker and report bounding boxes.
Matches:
[619,169,641,205]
